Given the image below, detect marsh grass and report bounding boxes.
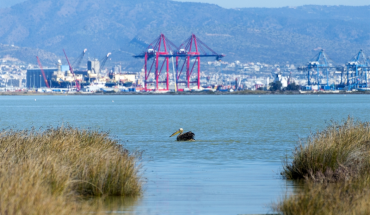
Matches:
[0,126,142,214]
[275,118,370,214]
[274,177,370,215]
[282,117,370,182]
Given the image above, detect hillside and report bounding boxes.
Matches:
[0,44,59,65]
[0,0,369,69]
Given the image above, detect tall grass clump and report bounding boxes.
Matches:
[274,118,370,215]
[283,117,370,182]
[273,177,370,215]
[0,165,105,215]
[0,126,142,214]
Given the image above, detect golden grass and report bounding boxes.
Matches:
[282,117,370,182]
[274,177,370,215]
[275,118,370,214]
[0,165,105,215]
[0,126,142,214]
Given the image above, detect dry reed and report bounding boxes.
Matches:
[282,117,370,182]
[273,177,370,215]
[275,118,370,214]
[0,126,142,214]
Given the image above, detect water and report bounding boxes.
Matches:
[1,95,370,214]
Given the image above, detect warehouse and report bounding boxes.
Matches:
[26,69,56,89]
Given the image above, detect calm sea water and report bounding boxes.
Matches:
[1,95,369,214]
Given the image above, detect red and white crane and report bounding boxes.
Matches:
[36,56,50,88]
[63,49,81,91]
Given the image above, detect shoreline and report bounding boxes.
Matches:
[1,90,370,96]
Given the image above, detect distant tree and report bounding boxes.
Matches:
[286,83,300,91]
[269,81,282,91]
[257,87,264,91]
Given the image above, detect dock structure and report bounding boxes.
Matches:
[134,34,224,92]
[134,34,177,92]
[346,50,370,90]
[298,49,370,91]
[175,34,224,90]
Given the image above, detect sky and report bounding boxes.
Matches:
[0,0,25,8]
[0,0,369,8]
[175,0,370,8]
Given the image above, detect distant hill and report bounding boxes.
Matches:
[0,44,58,65]
[0,0,369,69]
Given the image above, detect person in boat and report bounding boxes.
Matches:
[170,128,195,141]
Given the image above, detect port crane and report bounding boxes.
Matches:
[175,34,225,89]
[308,50,330,87]
[72,49,87,69]
[346,50,370,90]
[63,49,81,91]
[134,34,179,91]
[298,50,339,89]
[99,52,112,74]
[36,56,50,88]
[295,49,370,91]
[133,34,225,91]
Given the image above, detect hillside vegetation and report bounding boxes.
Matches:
[0,0,369,67]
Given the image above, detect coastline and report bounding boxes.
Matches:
[1,90,370,96]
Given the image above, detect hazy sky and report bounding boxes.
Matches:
[0,0,369,8]
[0,0,24,8]
[174,0,370,8]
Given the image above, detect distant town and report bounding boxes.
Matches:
[0,54,305,93]
[0,46,367,94]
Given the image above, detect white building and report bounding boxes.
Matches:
[274,73,288,89]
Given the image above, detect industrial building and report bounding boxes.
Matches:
[27,56,137,90]
[26,69,56,89]
[7,79,23,87]
[27,58,96,89]
[88,60,100,74]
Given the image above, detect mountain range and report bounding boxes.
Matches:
[0,0,369,69]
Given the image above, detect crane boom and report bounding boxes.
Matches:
[63,49,81,91]
[100,52,111,73]
[72,48,87,69]
[36,56,50,88]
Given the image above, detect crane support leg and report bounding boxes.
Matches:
[347,66,350,86]
[155,53,159,90]
[144,53,148,91]
[197,57,200,89]
[186,56,190,88]
[166,57,169,91]
[176,56,179,87]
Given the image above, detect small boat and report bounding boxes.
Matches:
[202,88,216,92]
[299,90,309,94]
[170,128,195,141]
[83,82,106,92]
[321,90,340,93]
[101,88,115,92]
